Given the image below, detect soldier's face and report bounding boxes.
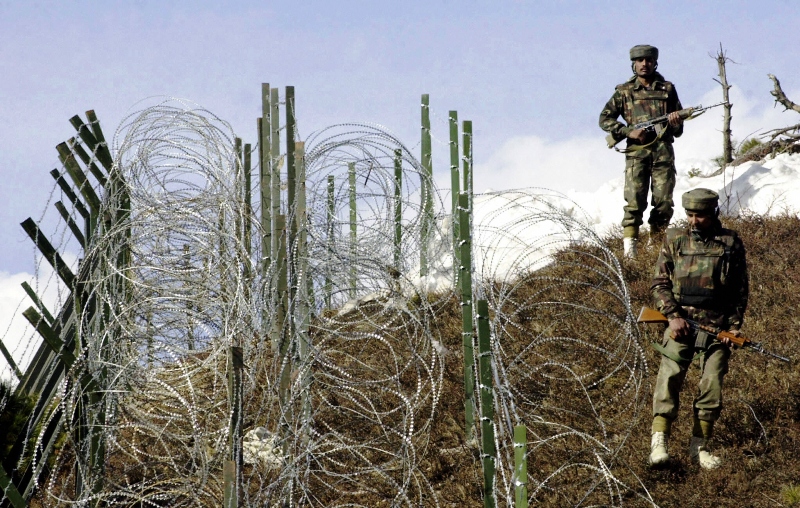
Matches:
[633,57,655,77]
[686,211,715,232]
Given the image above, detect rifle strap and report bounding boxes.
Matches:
[614,125,667,154]
[650,341,704,365]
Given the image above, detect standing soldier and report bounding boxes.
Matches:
[648,189,749,469]
[600,44,685,258]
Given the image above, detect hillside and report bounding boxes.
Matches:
[422,212,800,507]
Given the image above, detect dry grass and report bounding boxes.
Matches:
[373,212,800,506]
[585,213,800,508]
[16,213,800,507]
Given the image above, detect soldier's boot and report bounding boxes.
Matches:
[648,224,666,247]
[623,237,638,259]
[623,226,638,259]
[648,432,669,466]
[689,436,721,469]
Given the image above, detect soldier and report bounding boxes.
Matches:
[648,188,749,469]
[600,44,685,258]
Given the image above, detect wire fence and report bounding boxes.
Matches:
[1,98,652,507]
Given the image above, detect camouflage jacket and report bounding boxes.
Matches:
[599,72,684,148]
[651,222,748,331]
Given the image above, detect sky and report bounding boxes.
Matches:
[3,0,800,378]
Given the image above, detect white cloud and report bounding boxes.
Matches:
[472,85,800,198]
[473,134,620,194]
[0,252,76,384]
[0,271,38,383]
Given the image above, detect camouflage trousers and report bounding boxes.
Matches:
[622,142,676,233]
[652,328,731,423]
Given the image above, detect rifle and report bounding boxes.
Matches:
[606,101,728,149]
[637,307,790,363]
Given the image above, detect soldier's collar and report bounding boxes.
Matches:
[630,72,667,89]
[689,222,723,241]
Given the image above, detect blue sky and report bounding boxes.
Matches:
[2,0,800,275]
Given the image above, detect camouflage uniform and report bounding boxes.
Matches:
[599,71,684,236]
[650,215,748,424]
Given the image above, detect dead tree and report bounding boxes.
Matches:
[765,74,800,143]
[713,44,734,165]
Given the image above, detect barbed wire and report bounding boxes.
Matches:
[2,101,652,507]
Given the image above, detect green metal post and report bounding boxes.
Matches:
[514,425,528,508]
[0,464,26,508]
[21,307,75,369]
[55,201,86,248]
[295,141,311,440]
[325,175,335,308]
[56,141,101,210]
[449,111,460,283]
[458,193,476,442]
[244,143,252,258]
[20,218,76,289]
[234,138,243,255]
[223,460,237,508]
[50,169,91,241]
[348,162,357,297]
[286,86,296,242]
[67,137,107,187]
[393,148,403,273]
[273,215,288,354]
[71,112,114,172]
[219,206,227,304]
[260,83,272,276]
[56,142,101,238]
[476,299,496,508]
[228,346,243,507]
[275,215,293,459]
[463,120,473,203]
[244,142,253,302]
[21,281,55,324]
[0,337,22,381]
[420,94,432,277]
[270,88,281,265]
[285,87,297,340]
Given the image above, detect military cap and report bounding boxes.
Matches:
[630,44,659,61]
[682,188,719,212]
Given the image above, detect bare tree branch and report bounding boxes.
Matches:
[713,43,734,164]
[768,74,800,113]
[761,123,800,141]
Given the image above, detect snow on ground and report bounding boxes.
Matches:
[409,152,800,294]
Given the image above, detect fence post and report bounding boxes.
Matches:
[286,86,296,244]
[50,169,91,241]
[463,120,473,206]
[514,425,528,508]
[325,175,335,308]
[449,110,460,283]
[244,142,253,301]
[227,346,244,508]
[270,87,281,270]
[273,215,288,354]
[394,149,403,273]
[348,162,357,298]
[295,141,312,442]
[223,460,237,508]
[458,193,476,442]
[260,83,272,277]
[476,299,496,508]
[420,94,432,278]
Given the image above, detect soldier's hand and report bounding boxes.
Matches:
[628,128,648,142]
[667,111,683,127]
[668,317,691,339]
[720,329,741,347]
